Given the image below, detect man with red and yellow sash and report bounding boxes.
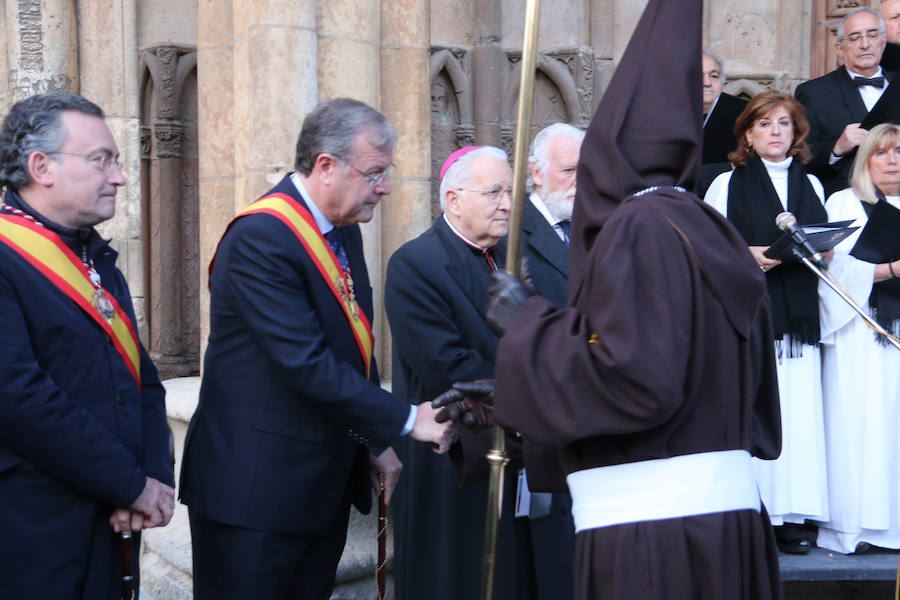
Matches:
[0,94,175,599]
[179,98,453,600]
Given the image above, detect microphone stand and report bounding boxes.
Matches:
[795,249,900,351]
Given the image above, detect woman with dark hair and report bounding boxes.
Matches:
[816,123,900,554]
[705,91,828,553]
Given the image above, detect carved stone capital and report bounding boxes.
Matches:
[141,126,153,159]
[154,121,185,158]
[455,124,475,147]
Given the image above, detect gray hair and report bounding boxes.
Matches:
[527,123,585,192]
[702,50,727,84]
[294,98,396,176]
[0,93,104,191]
[837,7,886,41]
[439,146,508,209]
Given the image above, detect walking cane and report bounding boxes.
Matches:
[481,1,541,599]
[121,530,135,600]
[376,472,387,600]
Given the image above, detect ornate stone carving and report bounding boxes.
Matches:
[141,126,153,159]
[502,47,595,139]
[454,124,475,147]
[154,121,185,158]
[429,47,475,218]
[17,1,44,71]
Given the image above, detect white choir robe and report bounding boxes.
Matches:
[705,160,829,526]
[816,188,900,554]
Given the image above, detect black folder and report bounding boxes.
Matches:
[850,200,900,263]
[861,75,900,130]
[764,220,859,261]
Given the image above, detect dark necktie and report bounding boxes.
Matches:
[324,228,349,272]
[853,76,885,89]
[557,219,572,247]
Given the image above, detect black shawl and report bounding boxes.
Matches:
[727,156,826,348]
[861,192,900,340]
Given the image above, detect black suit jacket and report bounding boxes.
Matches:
[699,92,748,197]
[883,42,900,72]
[179,174,409,535]
[703,92,747,164]
[521,199,569,308]
[796,66,895,197]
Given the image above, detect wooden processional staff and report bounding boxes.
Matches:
[481,0,542,599]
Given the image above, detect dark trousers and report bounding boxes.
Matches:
[189,504,351,600]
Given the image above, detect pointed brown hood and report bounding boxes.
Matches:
[567,0,768,340]
[571,0,703,269]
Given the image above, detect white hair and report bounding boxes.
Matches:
[702,50,727,84]
[439,145,508,209]
[526,123,585,192]
[837,7,886,41]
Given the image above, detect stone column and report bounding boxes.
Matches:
[4,0,79,101]
[473,0,504,145]
[197,0,318,352]
[197,0,235,353]
[77,0,145,327]
[380,0,433,375]
[142,45,198,373]
[317,0,387,349]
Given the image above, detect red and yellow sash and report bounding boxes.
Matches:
[0,214,141,387]
[213,193,374,378]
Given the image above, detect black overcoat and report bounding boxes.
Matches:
[0,192,172,599]
[386,215,528,600]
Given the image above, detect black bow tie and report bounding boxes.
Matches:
[853,76,885,89]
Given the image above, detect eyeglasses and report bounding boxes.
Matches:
[333,154,394,187]
[841,29,883,44]
[455,185,513,204]
[47,151,121,172]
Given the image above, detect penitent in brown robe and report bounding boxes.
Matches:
[492,0,784,598]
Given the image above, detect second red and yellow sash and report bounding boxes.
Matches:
[0,214,142,387]
[214,193,375,378]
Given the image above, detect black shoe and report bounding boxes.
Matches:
[775,524,813,555]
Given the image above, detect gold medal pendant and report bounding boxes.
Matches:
[93,289,116,320]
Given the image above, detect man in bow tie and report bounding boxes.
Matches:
[796,6,893,197]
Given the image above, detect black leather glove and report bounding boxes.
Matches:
[432,379,495,430]
[486,266,537,336]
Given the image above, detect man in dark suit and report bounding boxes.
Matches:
[179,98,452,600]
[880,0,900,70]
[796,7,893,197]
[0,93,174,599]
[386,146,538,600]
[519,122,586,598]
[700,51,747,196]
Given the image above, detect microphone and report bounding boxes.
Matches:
[775,211,829,271]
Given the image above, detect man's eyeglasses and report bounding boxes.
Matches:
[455,185,513,204]
[842,29,883,44]
[333,154,394,187]
[46,151,121,172]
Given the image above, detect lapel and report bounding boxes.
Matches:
[435,216,495,319]
[523,200,567,276]
[268,174,373,316]
[835,67,871,123]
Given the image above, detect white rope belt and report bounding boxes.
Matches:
[566,449,760,533]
